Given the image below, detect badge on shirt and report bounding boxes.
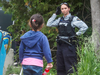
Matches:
[77,18,81,21]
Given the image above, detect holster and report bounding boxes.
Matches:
[56,36,61,44]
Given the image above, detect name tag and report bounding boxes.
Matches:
[59,23,68,26]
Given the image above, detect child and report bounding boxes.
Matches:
[19,14,53,75]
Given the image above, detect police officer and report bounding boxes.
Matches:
[47,2,88,75]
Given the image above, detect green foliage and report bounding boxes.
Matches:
[77,37,100,75]
[41,26,58,47]
[84,27,92,36]
[1,0,91,68]
[1,0,88,41]
[0,1,2,6]
[1,0,90,46]
[70,37,100,75]
[1,0,91,43]
[5,65,21,75]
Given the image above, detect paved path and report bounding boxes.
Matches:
[3,48,14,75]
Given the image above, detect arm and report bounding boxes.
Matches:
[42,35,53,63]
[47,13,61,27]
[19,41,25,63]
[72,16,88,36]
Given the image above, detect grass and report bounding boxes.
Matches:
[71,37,100,75]
[5,65,21,75]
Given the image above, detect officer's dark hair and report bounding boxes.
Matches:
[60,2,70,8]
[29,14,44,31]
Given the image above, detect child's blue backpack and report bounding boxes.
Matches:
[0,30,12,75]
[0,30,12,53]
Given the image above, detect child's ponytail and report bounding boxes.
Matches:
[31,18,39,31]
[29,14,44,31]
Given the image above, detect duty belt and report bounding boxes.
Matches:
[57,36,76,46]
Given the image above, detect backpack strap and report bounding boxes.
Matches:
[0,31,3,51]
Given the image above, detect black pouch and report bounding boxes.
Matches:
[56,36,62,45]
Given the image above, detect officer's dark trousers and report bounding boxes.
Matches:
[57,43,77,75]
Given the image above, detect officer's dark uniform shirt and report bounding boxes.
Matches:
[47,13,88,36]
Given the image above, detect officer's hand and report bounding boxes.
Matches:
[55,6,61,15]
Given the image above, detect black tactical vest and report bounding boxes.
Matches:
[58,16,75,36]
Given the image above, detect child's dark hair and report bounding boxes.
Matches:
[29,14,44,31]
[60,2,70,8]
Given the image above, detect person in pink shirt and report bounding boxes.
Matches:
[19,14,53,75]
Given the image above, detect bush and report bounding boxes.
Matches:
[5,65,21,75]
[71,37,100,75]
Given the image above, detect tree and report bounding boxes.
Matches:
[90,0,100,57]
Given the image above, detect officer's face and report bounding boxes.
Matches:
[61,4,70,16]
